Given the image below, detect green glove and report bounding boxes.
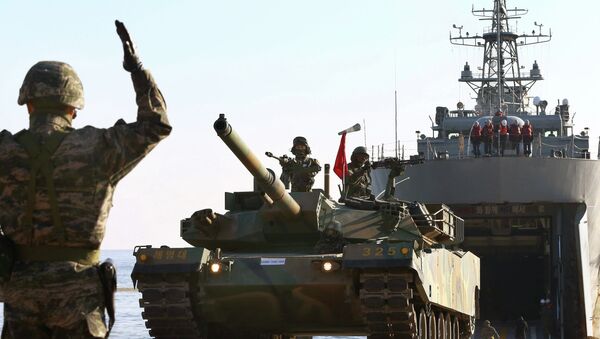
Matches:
[115,20,143,72]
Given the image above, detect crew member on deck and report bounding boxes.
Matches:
[482,119,494,156]
[498,119,508,156]
[509,120,522,155]
[522,120,533,156]
[470,121,482,157]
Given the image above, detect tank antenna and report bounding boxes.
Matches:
[395,90,398,158]
[363,118,367,148]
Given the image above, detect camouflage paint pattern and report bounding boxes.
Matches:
[414,247,480,315]
[0,67,170,336]
[18,61,85,109]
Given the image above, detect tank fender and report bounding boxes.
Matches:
[131,246,211,287]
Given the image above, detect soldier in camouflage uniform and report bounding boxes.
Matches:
[0,21,171,338]
[279,136,321,192]
[344,146,372,199]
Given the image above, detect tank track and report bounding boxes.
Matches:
[359,272,418,338]
[136,272,204,339]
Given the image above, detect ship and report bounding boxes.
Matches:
[370,0,600,338]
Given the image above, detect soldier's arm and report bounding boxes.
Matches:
[101,21,172,182]
[291,158,322,175]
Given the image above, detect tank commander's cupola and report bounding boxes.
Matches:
[461,62,473,80]
[531,60,541,78]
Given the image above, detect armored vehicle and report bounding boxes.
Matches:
[131,114,480,338]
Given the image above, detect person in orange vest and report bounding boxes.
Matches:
[522,120,534,156]
[470,121,482,157]
[509,120,522,155]
[482,119,494,156]
[498,119,509,156]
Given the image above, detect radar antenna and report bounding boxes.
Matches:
[449,0,551,115]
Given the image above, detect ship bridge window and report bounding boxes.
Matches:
[545,131,557,137]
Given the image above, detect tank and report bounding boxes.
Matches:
[130,114,481,339]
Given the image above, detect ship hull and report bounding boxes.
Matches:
[372,157,600,337]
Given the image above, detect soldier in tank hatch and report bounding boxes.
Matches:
[344,146,373,199]
[278,136,321,192]
[0,21,170,338]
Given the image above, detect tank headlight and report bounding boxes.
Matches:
[401,247,410,255]
[210,262,222,273]
[319,260,340,272]
[139,254,149,262]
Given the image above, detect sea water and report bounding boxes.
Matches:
[0,250,364,339]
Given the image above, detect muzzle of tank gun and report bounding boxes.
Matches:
[214,114,301,218]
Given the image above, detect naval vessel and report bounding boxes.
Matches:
[371,0,599,337]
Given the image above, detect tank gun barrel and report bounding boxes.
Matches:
[214,114,301,217]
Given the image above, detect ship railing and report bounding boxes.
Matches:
[462,71,536,80]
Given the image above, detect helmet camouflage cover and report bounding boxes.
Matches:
[352,146,368,157]
[291,136,311,155]
[18,61,84,109]
[293,136,308,146]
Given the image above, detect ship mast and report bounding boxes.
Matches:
[450,0,551,115]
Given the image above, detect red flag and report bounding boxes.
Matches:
[333,132,347,179]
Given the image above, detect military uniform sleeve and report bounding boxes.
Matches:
[310,158,321,174]
[101,69,172,183]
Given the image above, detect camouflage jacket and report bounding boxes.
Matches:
[344,161,371,198]
[0,69,171,249]
[280,157,321,192]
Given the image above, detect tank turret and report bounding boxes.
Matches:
[213,113,300,217]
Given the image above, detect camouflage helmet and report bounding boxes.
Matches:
[351,146,369,163]
[291,136,311,155]
[352,146,369,157]
[293,136,308,146]
[18,61,84,109]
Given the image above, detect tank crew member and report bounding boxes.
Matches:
[279,136,321,192]
[482,119,494,156]
[515,316,529,339]
[470,121,482,157]
[509,120,522,155]
[522,120,533,156]
[480,320,500,339]
[344,146,373,199]
[0,21,171,338]
[498,119,508,156]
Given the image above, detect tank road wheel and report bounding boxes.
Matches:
[428,312,437,339]
[418,309,428,339]
[444,314,452,339]
[451,317,460,339]
[436,313,445,339]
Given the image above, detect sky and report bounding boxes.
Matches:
[1,0,598,249]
